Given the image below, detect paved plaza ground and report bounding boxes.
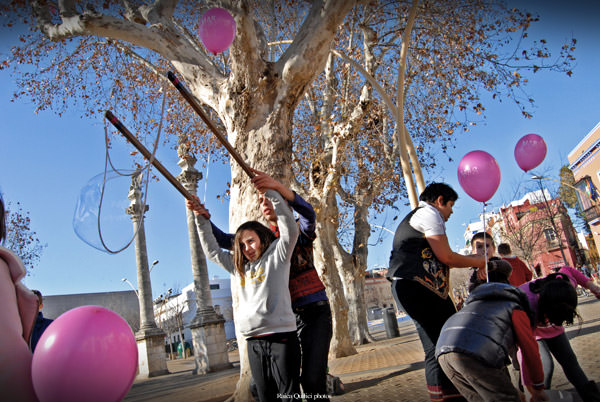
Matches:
[125,296,600,402]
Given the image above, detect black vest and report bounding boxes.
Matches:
[435,283,531,368]
[387,207,450,298]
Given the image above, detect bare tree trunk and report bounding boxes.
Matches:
[227,111,292,402]
[395,0,421,208]
[313,193,357,358]
[342,204,375,344]
[227,283,252,402]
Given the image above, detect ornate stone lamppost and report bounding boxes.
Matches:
[127,173,168,377]
[177,145,232,374]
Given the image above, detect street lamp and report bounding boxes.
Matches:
[371,224,395,235]
[531,175,596,204]
[121,260,158,303]
[121,277,139,298]
[149,260,159,273]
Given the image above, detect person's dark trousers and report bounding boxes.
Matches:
[295,301,333,400]
[539,333,600,401]
[392,279,466,402]
[247,331,301,402]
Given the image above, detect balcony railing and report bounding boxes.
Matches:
[545,238,562,250]
[583,205,600,224]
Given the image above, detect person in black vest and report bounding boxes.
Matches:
[435,277,547,402]
[387,182,487,402]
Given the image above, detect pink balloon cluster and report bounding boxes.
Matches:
[199,8,236,54]
[457,134,547,203]
[32,306,138,402]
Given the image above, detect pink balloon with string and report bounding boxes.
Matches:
[199,8,236,54]
[457,150,501,203]
[514,134,547,172]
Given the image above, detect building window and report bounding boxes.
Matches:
[209,284,220,290]
[544,228,557,242]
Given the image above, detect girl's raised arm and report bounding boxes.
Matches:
[264,189,299,264]
[187,197,235,274]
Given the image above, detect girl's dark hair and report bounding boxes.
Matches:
[419,182,458,205]
[0,193,6,244]
[232,221,276,278]
[532,273,578,326]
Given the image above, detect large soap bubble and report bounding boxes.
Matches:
[73,169,147,253]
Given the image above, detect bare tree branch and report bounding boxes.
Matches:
[140,0,178,22]
[107,39,163,78]
[275,0,357,101]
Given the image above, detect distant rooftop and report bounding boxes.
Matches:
[567,120,600,161]
[505,189,551,208]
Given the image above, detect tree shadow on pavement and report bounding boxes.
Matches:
[341,361,425,393]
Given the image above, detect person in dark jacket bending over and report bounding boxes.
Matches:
[435,267,548,402]
[204,169,332,399]
[387,182,488,401]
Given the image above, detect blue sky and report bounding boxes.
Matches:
[1,0,599,297]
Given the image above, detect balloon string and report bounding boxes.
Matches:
[97,84,168,254]
[483,201,489,283]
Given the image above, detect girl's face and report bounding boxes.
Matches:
[259,195,277,223]
[239,229,262,262]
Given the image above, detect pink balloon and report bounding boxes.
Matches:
[514,133,547,172]
[199,8,236,54]
[457,150,501,202]
[32,306,138,402]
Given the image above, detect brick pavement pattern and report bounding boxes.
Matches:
[125,297,600,402]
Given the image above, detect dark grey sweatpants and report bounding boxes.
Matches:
[247,331,301,402]
[438,352,521,402]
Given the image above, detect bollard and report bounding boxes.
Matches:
[383,307,400,338]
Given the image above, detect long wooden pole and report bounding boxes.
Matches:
[104,110,196,201]
[167,71,255,178]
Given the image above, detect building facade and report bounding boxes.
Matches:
[568,121,600,267]
[42,290,140,332]
[364,268,395,310]
[462,210,504,252]
[42,277,235,359]
[499,191,580,276]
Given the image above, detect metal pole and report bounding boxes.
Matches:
[121,278,139,299]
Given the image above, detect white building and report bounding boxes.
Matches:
[462,210,503,253]
[154,277,235,354]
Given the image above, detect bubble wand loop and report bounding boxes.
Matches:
[166,71,255,179]
[104,111,196,203]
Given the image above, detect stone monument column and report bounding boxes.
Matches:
[177,147,232,374]
[127,173,168,378]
